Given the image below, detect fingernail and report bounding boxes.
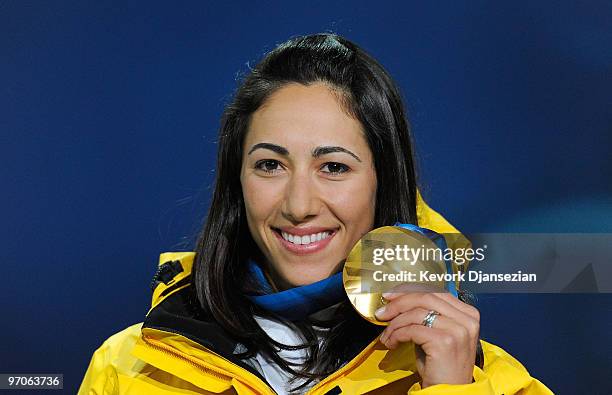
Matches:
[375,306,386,318]
[380,330,388,343]
[382,292,393,299]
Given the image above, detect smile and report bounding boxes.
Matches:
[280,230,331,245]
[272,227,337,255]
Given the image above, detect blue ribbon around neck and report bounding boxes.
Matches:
[247,261,345,321]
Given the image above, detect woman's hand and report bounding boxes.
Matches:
[375,288,480,388]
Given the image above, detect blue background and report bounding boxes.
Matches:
[2,1,611,393]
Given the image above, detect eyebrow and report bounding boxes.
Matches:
[312,146,362,162]
[248,143,362,162]
[247,143,289,156]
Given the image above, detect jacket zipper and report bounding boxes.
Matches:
[306,337,380,394]
[142,334,277,394]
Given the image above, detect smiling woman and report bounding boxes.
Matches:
[79,34,552,395]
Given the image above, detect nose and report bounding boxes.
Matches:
[281,170,322,223]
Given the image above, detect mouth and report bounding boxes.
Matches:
[271,227,338,255]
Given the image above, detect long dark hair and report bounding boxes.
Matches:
[193,33,419,389]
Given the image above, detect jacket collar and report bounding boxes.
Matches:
[133,252,280,393]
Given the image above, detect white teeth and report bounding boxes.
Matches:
[280,230,332,245]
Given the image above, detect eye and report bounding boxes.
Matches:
[321,162,350,175]
[254,159,283,174]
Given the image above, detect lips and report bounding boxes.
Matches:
[279,230,331,245]
[272,226,337,255]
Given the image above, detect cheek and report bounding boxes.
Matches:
[242,177,280,227]
[326,174,377,228]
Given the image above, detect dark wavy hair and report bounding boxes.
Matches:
[193,33,421,389]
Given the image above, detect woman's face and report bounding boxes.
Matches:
[240,82,377,289]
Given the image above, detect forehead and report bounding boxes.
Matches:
[245,83,367,150]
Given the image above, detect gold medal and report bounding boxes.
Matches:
[343,226,448,325]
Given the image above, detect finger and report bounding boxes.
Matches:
[383,324,447,350]
[376,292,469,325]
[377,292,480,339]
[380,308,430,343]
[428,293,480,337]
[380,309,460,344]
[431,292,480,321]
[384,323,470,354]
[382,284,479,322]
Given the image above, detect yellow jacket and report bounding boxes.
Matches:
[79,196,553,394]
